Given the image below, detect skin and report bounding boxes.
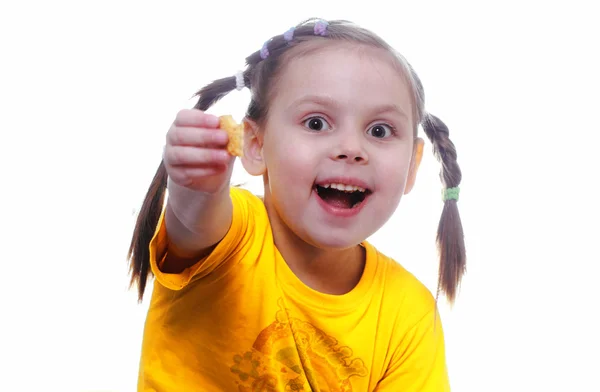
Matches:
[242,43,424,295]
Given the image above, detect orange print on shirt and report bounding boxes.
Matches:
[230,298,368,391]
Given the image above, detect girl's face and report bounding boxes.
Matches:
[244,43,423,250]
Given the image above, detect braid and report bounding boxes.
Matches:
[422,114,466,304]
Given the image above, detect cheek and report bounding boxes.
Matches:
[373,159,408,217]
[263,136,316,189]
[377,149,412,191]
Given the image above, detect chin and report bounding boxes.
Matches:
[300,226,375,251]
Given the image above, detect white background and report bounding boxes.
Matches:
[1,0,599,391]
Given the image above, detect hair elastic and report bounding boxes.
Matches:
[259,21,328,60]
[235,71,245,91]
[314,20,329,36]
[260,41,270,59]
[283,27,295,42]
[442,187,460,201]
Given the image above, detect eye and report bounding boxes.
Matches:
[367,124,394,138]
[303,116,331,132]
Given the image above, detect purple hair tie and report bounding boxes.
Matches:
[283,27,295,42]
[314,20,329,36]
[260,41,270,59]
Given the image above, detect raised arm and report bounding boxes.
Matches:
[127,109,237,300]
[160,109,236,273]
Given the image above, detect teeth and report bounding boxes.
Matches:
[320,183,366,192]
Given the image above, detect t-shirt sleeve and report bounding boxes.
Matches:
[375,307,451,391]
[148,187,255,291]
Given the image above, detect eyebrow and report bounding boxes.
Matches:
[289,94,409,119]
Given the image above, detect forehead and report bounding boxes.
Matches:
[272,41,414,123]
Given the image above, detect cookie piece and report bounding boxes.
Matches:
[219,115,244,157]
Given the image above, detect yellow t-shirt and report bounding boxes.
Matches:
[138,187,450,391]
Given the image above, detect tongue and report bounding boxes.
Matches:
[319,189,354,209]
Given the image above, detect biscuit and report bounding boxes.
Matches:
[219,115,244,157]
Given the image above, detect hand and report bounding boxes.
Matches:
[163,109,234,194]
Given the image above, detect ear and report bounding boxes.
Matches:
[404,137,424,195]
[240,118,266,176]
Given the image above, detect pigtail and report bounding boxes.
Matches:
[193,75,247,109]
[422,114,466,304]
[127,162,168,301]
[127,74,244,302]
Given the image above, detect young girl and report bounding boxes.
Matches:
[128,18,465,391]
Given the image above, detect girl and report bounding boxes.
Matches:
[128,18,465,391]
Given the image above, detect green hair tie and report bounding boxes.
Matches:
[442,187,460,201]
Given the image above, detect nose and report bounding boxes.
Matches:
[332,133,368,164]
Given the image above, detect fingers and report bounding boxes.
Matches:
[165,111,231,167]
[167,126,229,148]
[168,166,228,187]
[164,145,231,167]
[163,109,236,192]
[174,109,220,128]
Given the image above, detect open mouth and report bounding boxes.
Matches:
[314,183,372,209]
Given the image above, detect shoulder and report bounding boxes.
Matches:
[367,245,450,390]
[372,244,435,302]
[367,243,437,326]
[217,186,268,242]
[231,186,265,216]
